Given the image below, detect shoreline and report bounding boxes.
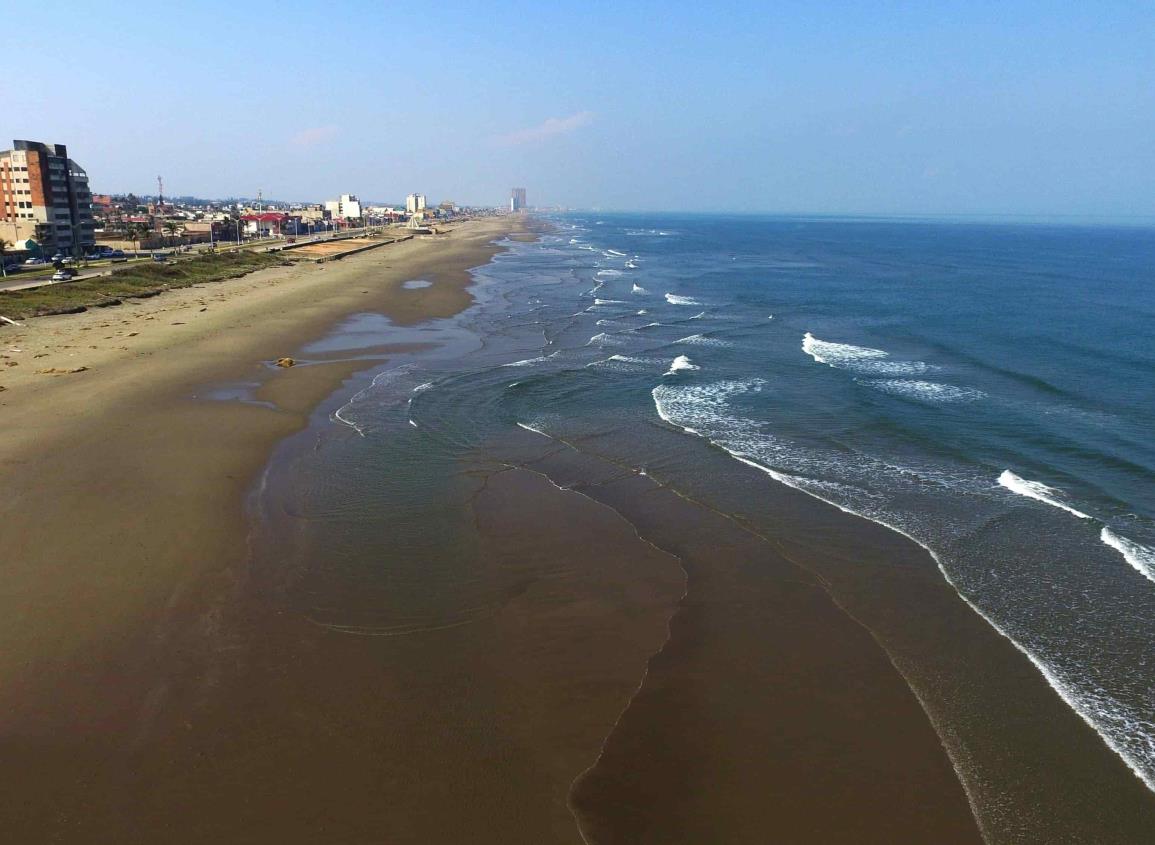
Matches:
[6,211,1146,841]
[0,215,529,838]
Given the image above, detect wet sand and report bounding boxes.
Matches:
[524,447,982,844]
[0,216,524,840]
[0,214,994,842]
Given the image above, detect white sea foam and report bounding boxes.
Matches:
[1101,528,1155,585]
[502,352,557,367]
[587,354,664,373]
[651,378,1155,795]
[997,470,1092,519]
[676,333,733,348]
[587,332,627,347]
[689,310,707,320]
[868,380,986,404]
[626,260,640,269]
[637,309,648,315]
[594,298,627,305]
[664,355,700,376]
[632,284,648,294]
[665,293,701,306]
[802,332,931,376]
[331,364,419,437]
[606,249,628,256]
[597,269,624,277]
[517,421,551,438]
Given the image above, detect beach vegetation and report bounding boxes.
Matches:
[0,250,292,318]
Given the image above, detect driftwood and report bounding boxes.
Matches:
[0,315,22,327]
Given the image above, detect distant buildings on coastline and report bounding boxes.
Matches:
[0,137,512,266]
[0,140,95,255]
[325,194,362,221]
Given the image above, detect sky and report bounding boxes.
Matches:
[7,1,1155,216]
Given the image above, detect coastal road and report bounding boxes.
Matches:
[0,267,116,293]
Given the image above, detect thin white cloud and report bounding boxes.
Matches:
[290,125,340,148]
[498,111,595,146]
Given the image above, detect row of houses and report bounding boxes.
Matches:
[1,138,481,258]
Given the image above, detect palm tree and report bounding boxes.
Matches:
[162,220,183,249]
[123,223,139,256]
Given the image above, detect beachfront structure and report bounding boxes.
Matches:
[324,194,362,221]
[0,139,95,255]
[406,193,426,214]
[510,187,527,211]
[240,212,292,238]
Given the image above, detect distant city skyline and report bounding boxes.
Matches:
[10,2,1155,217]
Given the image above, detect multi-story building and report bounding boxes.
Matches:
[0,140,95,254]
[325,193,362,221]
[293,203,330,224]
[510,187,527,211]
[406,193,426,214]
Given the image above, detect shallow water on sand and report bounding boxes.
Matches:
[247,217,1155,842]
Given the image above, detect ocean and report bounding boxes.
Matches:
[256,213,1155,841]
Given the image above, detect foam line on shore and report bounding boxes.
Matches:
[651,385,1155,800]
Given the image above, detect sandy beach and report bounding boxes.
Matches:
[0,217,518,836]
[0,214,994,842]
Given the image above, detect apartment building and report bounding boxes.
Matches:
[405,193,426,214]
[0,140,95,254]
[325,193,362,220]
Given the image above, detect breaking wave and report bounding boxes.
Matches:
[802,332,932,376]
[1101,528,1155,585]
[997,470,1092,519]
[664,355,699,376]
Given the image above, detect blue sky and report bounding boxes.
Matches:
[9,1,1155,215]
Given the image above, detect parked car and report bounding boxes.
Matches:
[84,252,103,261]
[51,268,77,282]
[24,257,47,265]
[152,253,168,262]
[110,250,127,262]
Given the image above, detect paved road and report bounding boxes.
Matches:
[0,229,384,294]
[0,266,119,293]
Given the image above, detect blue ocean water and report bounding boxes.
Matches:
[548,214,1155,786]
[292,213,1155,830]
